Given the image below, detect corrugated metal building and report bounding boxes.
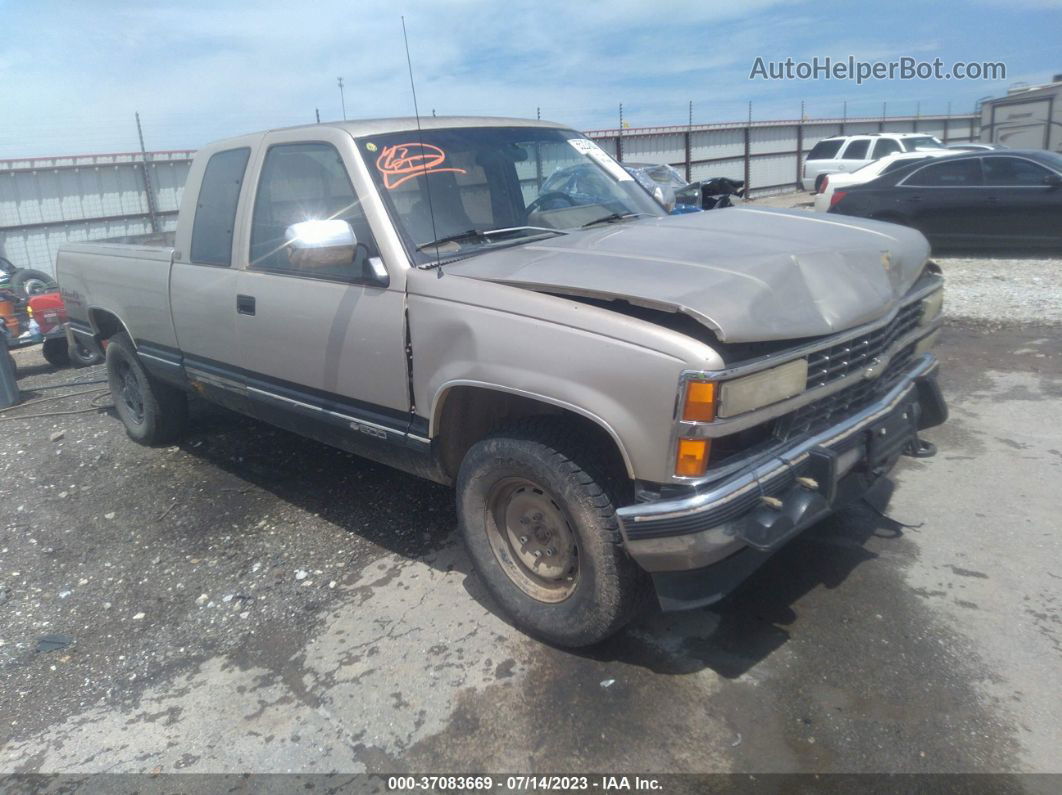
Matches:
[0,151,193,274]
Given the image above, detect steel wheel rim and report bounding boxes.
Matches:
[116,360,145,424]
[73,341,97,363]
[484,477,579,603]
[23,278,51,295]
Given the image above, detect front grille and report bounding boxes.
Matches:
[774,343,917,442]
[805,301,923,390]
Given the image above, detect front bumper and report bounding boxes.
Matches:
[617,354,947,611]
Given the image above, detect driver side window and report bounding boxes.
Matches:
[249,142,378,281]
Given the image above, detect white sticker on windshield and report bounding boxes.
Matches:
[568,138,634,182]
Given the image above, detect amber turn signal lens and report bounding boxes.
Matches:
[675,437,710,477]
[682,381,716,422]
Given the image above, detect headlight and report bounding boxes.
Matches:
[717,358,808,418]
[920,289,944,326]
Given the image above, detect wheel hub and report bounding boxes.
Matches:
[486,478,579,602]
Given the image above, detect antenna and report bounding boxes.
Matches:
[401,16,443,272]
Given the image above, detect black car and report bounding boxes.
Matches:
[828,150,1062,249]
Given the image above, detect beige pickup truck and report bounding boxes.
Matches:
[56,117,947,646]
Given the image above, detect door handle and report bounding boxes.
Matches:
[236,294,256,316]
[985,196,999,203]
[903,195,922,202]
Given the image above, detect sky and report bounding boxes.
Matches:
[0,0,1060,159]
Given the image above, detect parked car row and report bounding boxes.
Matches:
[800,132,948,191]
[826,150,1062,249]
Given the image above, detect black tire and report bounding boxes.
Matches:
[41,337,70,367]
[70,338,104,367]
[456,418,648,647]
[105,332,187,445]
[11,268,58,297]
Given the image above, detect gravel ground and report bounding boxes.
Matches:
[934,257,1062,326]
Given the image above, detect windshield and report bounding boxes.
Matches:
[904,136,945,151]
[358,126,666,264]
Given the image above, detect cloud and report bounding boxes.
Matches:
[0,0,794,155]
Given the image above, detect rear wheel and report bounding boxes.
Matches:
[456,419,647,647]
[105,332,187,445]
[70,338,103,367]
[41,337,70,367]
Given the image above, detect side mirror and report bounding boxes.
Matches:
[1043,173,1062,188]
[284,220,357,269]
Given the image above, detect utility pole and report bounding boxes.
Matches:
[536,106,541,120]
[617,103,624,161]
[337,77,347,120]
[134,112,160,235]
[315,107,320,123]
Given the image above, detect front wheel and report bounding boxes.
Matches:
[456,419,648,647]
[105,332,187,445]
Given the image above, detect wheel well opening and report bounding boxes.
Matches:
[433,386,631,484]
[88,309,124,342]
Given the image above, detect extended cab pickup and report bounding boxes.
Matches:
[57,117,947,646]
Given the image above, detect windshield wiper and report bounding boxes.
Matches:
[417,225,566,252]
[417,228,488,251]
[581,212,645,229]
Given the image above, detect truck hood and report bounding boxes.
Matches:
[445,207,931,343]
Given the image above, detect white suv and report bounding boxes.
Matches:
[801,133,945,191]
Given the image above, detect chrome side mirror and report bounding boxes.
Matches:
[284,220,357,269]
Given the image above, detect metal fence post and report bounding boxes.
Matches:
[743,126,751,194]
[135,112,160,235]
[684,131,692,183]
[795,101,804,189]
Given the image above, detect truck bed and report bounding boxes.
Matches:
[55,241,180,351]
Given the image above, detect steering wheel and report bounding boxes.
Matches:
[526,191,577,215]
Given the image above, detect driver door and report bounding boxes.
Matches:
[234,129,411,439]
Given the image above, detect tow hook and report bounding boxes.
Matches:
[903,436,937,458]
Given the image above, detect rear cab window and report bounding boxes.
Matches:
[190,148,251,266]
[806,140,843,160]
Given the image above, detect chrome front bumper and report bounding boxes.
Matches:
[617,354,945,594]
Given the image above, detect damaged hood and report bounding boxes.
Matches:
[445,207,932,342]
